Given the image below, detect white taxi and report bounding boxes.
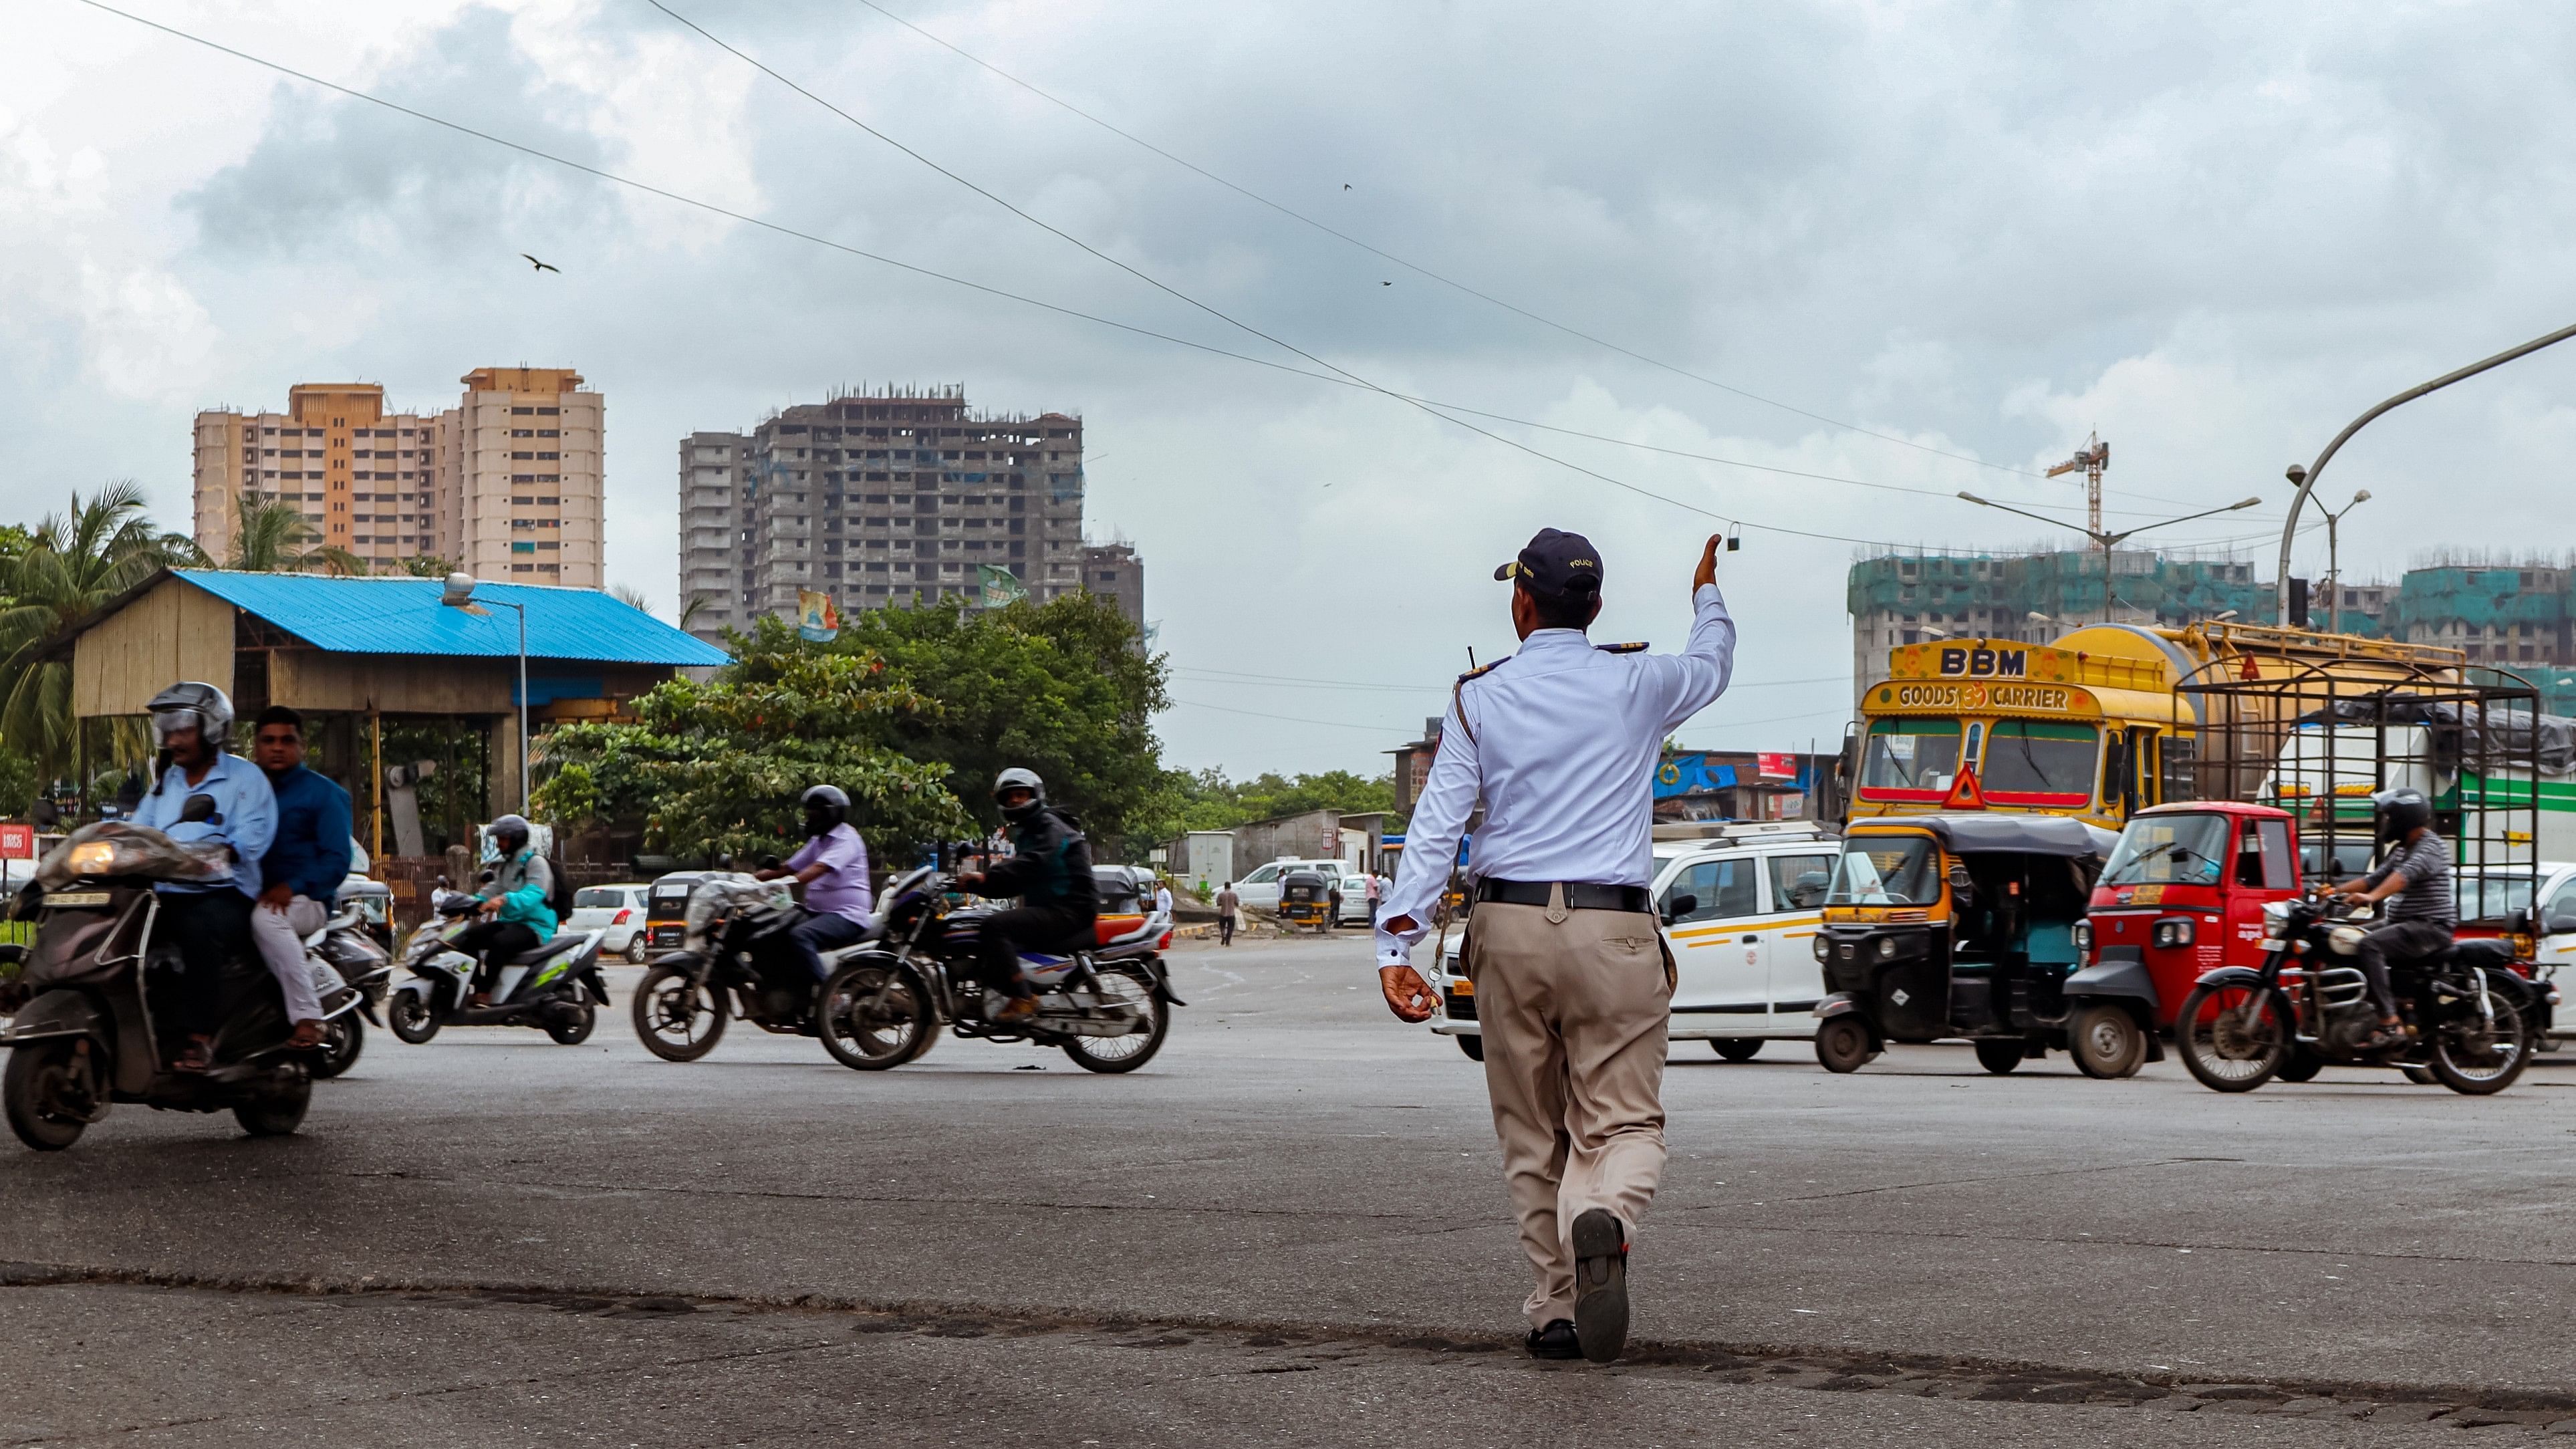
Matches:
[1428,822,1839,1062]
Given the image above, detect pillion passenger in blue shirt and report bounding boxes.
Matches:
[131,681,277,1070]
[249,705,352,1044]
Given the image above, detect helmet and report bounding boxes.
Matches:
[2371,787,2432,843]
[801,783,850,835]
[489,813,532,854]
[993,767,1045,823]
[147,682,234,751]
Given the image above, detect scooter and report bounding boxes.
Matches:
[305,902,394,1079]
[0,819,344,1150]
[387,895,608,1046]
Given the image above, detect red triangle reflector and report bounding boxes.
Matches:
[1942,763,1988,811]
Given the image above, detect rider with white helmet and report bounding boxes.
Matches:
[754,784,875,981]
[956,768,1100,1023]
[131,682,279,1071]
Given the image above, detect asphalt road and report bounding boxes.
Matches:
[5,932,2573,1446]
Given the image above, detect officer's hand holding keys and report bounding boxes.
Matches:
[1379,958,1438,1021]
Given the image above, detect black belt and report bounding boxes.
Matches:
[1472,879,1653,914]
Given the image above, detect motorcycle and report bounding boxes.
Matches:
[386,894,608,1046]
[630,873,868,1061]
[0,820,342,1150]
[813,864,1183,1073]
[2174,893,2550,1095]
[305,903,394,1079]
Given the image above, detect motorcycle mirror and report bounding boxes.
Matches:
[179,793,220,824]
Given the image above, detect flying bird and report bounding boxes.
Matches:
[1381,281,1392,286]
[521,254,559,273]
[1343,183,1351,190]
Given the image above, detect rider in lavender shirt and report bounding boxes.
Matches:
[755,785,874,981]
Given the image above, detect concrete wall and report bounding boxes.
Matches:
[1231,809,1342,872]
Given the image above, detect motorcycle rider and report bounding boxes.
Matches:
[754,785,874,982]
[954,768,1098,1024]
[455,814,556,1007]
[2330,787,2454,1049]
[247,706,349,1051]
[131,682,278,1071]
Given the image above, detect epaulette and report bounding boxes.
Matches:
[1456,656,1510,684]
[1450,656,1509,747]
[1596,641,1649,654]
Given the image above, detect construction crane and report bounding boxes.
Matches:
[2045,432,2110,534]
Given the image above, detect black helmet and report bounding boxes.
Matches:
[2371,787,2432,843]
[801,783,850,835]
[146,681,234,751]
[489,813,532,854]
[993,767,1045,823]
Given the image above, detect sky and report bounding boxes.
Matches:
[9,0,2576,777]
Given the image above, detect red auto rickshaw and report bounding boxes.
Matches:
[2063,801,2305,1078]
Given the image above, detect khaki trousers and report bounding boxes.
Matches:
[1463,890,1672,1325]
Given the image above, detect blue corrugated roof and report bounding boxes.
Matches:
[172,571,731,667]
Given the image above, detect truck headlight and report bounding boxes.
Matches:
[2152,918,2196,949]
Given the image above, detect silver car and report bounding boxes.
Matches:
[565,883,652,963]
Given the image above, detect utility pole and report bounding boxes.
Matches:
[1958,489,2264,625]
[2045,434,2112,622]
[2297,485,2373,634]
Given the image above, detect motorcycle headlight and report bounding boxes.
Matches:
[2327,924,2366,956]
[2152,919,2196,949]
[66,840,118,876]
[2262,900,2292,930]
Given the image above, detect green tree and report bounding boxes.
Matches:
[834,594,1168,841]
[610,583,655,616]
[1124,767,1402,846]
[398,554,453,578]
[0,484,201,782]
[533,626,969,862]
[229,493,366,575]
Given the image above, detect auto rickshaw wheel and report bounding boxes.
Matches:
[1814,1017,1876,1073]
[1712,1039,1763,1062]
[1456,1033,1485,1063]
[2275,1048,2325,1083]
[2067,1005,2146,1080]
[1972,1039,2026,1075]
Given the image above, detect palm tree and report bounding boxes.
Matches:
[0,484,201,784]
[230,494,367,576]
[610,583,655,616]
[678,594,713,633]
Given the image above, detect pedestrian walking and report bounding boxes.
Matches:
[1215,880,1239,946]
[1376,528,1734,1364]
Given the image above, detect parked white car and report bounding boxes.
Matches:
[566,882,652,963]
[1428,824,1840,1062]
[1230,859,1357,912]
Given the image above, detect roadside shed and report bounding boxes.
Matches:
[63,569,729,845]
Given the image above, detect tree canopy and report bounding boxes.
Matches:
[1125,767,1402,846]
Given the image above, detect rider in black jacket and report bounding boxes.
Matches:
[956,768,1098,1023]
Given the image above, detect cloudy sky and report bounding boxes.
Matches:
[10,1,2576,776]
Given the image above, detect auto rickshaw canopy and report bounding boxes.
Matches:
[1857,812,2115,860]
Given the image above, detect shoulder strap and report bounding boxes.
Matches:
[1449,656,1509,747]
[1595,640,1650,654]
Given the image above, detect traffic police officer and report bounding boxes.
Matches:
[1376,527,1736,1364]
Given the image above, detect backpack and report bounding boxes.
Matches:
[545,851,577,924]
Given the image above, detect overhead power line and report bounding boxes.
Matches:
[845,0,2076,489]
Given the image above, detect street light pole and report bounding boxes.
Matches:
[2276,320,2576,622]
[442,573,531,813]
[1956,493,2265,626]
[2303,489,2373,634]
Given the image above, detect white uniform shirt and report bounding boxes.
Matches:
[1374,583,1736,966]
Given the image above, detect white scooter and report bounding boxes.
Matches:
[388,891,608,1046]
[305,902,394,1079]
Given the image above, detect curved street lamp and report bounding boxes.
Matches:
[440,571,530,813]
[1957,492,2265,624]
[2276,321,2576,621]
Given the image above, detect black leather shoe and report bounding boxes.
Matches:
[1525,1319,1580,1359]
[1571,1208,1630,1363]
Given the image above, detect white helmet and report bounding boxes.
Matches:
[147,681,235,750]
[993,767,1046,823]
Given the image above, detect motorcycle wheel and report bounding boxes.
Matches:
[233,1069,311,1138]
[2274,1047,2325,1083]
[818,961,931,1071]
[545,1001,597,1046]
[2400,1065,2437,1085]
[1456,1033,1485,1062]
[1712,1039,1763,1062]
[2067,1005,2145,1080]
[2175,982,2287,1093]
[632,966,727,1061]
[1972,1039,2027,1075]
[1061,965,1169,1074]
[388,991,440,1045]
[312,1013,364,1079]
[3,1039,91,1152]
[1814,1016,1876,1073]
[2427,995,2531,1095]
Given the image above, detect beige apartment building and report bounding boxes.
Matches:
[193,366,604,587]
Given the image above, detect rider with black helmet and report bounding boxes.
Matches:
[457,813,555,1007]
[753,785,875,981]
[2331,787,2455,1049]
[955,768,1099,1024]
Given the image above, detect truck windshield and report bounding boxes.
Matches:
[1827,837,1940,906]
[1860,720,1960,794]
[1982,719,2099,799]
[2101,813,2230,887]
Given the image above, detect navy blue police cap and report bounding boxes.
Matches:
[1493,527,1603,600]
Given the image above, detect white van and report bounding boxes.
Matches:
[1427,823,1840,1062]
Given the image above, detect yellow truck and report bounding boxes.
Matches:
[1847,623,2466,830]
